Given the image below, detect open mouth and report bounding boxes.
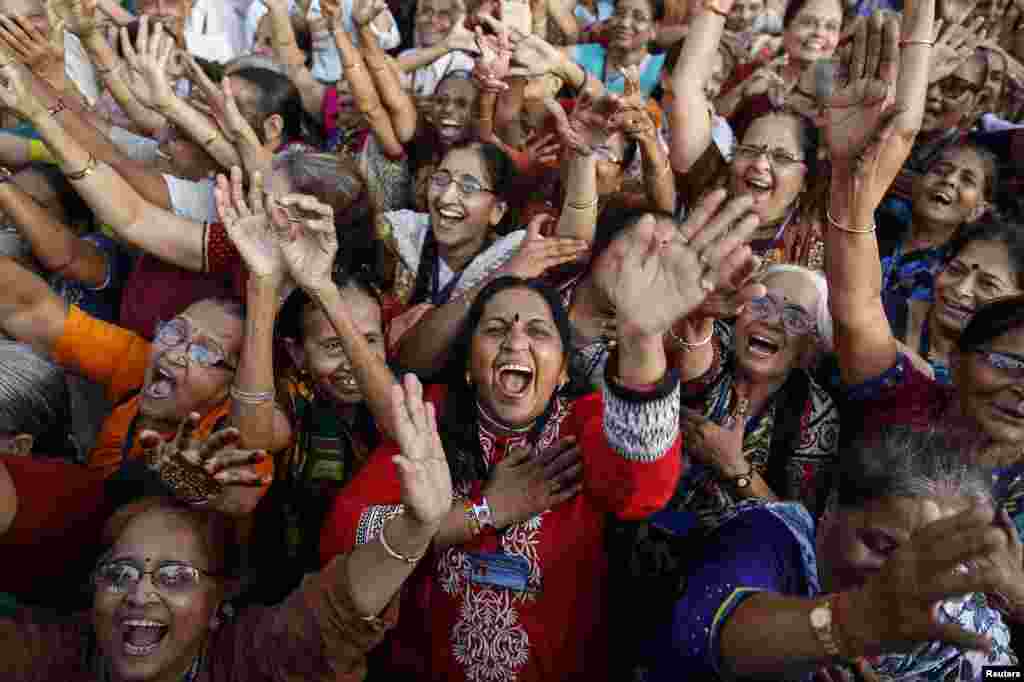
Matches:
[494,363,534,398]
[930,189,954,206]
[435,205,466,226]
[938,297,973,323]
[437,120,464,139]
[747,334,782,358]
[121,619,169,657]
[145,366,176,400]
[330,370,359,393]
[802,40,826,51]
[742,175,773,201]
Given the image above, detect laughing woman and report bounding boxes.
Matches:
[319,196,765,681]
[0,375,455,682]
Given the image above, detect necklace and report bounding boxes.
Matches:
[476,399,533,435]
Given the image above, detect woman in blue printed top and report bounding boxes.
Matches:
[569,0,667,97]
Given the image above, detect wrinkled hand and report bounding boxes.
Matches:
[692,256,767,319]
[0,62,45,120]
[217,75,263,150]
[446,16,479,53]
[392,374,453,527]
[183,52,226,121]
[276,193,338,293]
[601,192,762,339]
[499,213,590,279]
[53,0,101,37]
[742,67,790,106]
[216,167,285,281]
[142,412,272,517]
[0,15,61,78]
[353,0,388,27]
[843,502,1015,657]
[484,436,582,528]
[938,0,981,24]
[973,508,1024,618]
[473,20,512,92]
[321,0,343,30]
[929,19,983,84]
[680,405,749,478]
[124,17,176,111]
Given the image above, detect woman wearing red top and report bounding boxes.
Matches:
[320,192,765,681]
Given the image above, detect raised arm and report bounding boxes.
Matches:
[0,63,205,271]
[668,0,732,173]
[356,0,418,144]
[269,0,328,118]
[615,65,676,213]
[823,4,932,385]
[0,257,68,358]
[0,172,107,287]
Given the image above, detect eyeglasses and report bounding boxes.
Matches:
[733,144,805,169]
[747,294,816,336]
[93,560,219,594]
[154,317,237,371]
[975,349,1024,379]
[935,76,982,101]
[429,170,494,197]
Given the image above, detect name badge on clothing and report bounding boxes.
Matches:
[466,552,531,593]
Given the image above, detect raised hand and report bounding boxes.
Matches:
[321,0,343,31]
[183,52,226,121]
[928,19,982,84]
[53,0,101,38]
[610,65,655,140]
[0,62,46,120]
[680,405,750,479]
[391,374,453,527]
[446,16,479,53]
[842,501,1013,656]
[473,20,512,92]
[142,412,272,516]
[499,213,590,279]
[216,167,285,282]
[353,0,388,27]
[819,11,898,166]
[483,436,582,527]
[601,192,762,340]
[217,75,263,150]
[0,15,62,81]
[938,0,981,25]
[275,193,338,293]
[124,17,176,112]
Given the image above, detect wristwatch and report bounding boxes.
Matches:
[725,463,753,490]
[809,597,841,658]
[471,496,497,531]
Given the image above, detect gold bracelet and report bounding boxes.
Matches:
[826,207,876,234]
[202,132,220,147]
[379,518,428,564]
[65,155,98,181]
[567,196,599,210]
[229,385,276,404]
[899,39,934,48]
[668,325,714,350]
[95,62,121,76]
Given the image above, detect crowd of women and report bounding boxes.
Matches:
[0,0,1023,679]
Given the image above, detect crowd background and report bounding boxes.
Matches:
[0,0,1023,680]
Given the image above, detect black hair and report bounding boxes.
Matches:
[435,276,581,486]
[22,162,94,226]
[957,294,1024,353]
[276,265,384,342]
[945,218,1024,288]
[408,141,514,305]
[613,0,666,23]
[831,425,991,510]
[230,67,305,144]
[783,0,844,29]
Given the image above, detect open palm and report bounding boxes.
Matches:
[276,194,338,293]
[216,167,284,280]
[392,374,453,527]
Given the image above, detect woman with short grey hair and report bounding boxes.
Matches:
[0,340,68,457]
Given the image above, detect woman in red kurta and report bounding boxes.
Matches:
[320,200,766,682]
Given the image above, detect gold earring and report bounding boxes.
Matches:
[465,371,472,386]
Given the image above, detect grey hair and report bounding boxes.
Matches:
[755,263,833,351]
[831,425,993,511]
[0,341,67,436]
[225,54,290,77]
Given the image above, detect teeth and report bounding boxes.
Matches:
[124,620,166,628]
[746,178,771,190]
[752,335,778,346]
[438,208,463,219]
[498,363,533,374]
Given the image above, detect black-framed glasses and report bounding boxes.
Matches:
[154,317,237,371]
[747,294,816,336]
[733,144,805,169]
[93,560,219,594]
[935,75,983,101]
[429,169,494,197]
[975,349,1024,379]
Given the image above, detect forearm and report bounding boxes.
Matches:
[719,592,843,678]
[0,132,32,166]
[360,25,417,144]
[0,257,68,356]
[161,98,242,170]
[548,0,580,44]
[654,22,689,47]
[230,276,280,450]
[0,183,107,287]
[669,7,721,171]
[432,501,480,549]
[396,44,450,73]
[639,134,676,213]
[345,513,438,616]
[334,28,404,157]
[395,279,490,374]
[273,3,327,117]
[309,283,400,440]
[82,32,167,137]
[477,91,499,143]
[892,0,933,139]
[555,151,598,241]
[616,332,668,386]
[0,459,15,537]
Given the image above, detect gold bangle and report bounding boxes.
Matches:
[567,196,599,210]
[668,325,714,350]
[379,517,428,564]
[202,132,220,147]
[826,207,876,234]
[464,499,482,537]
[65,155,98,181]
[899,39,934,48]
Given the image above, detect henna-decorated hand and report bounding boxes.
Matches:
[142,413,272,517]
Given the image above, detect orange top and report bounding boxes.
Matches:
[52,306,274,489]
